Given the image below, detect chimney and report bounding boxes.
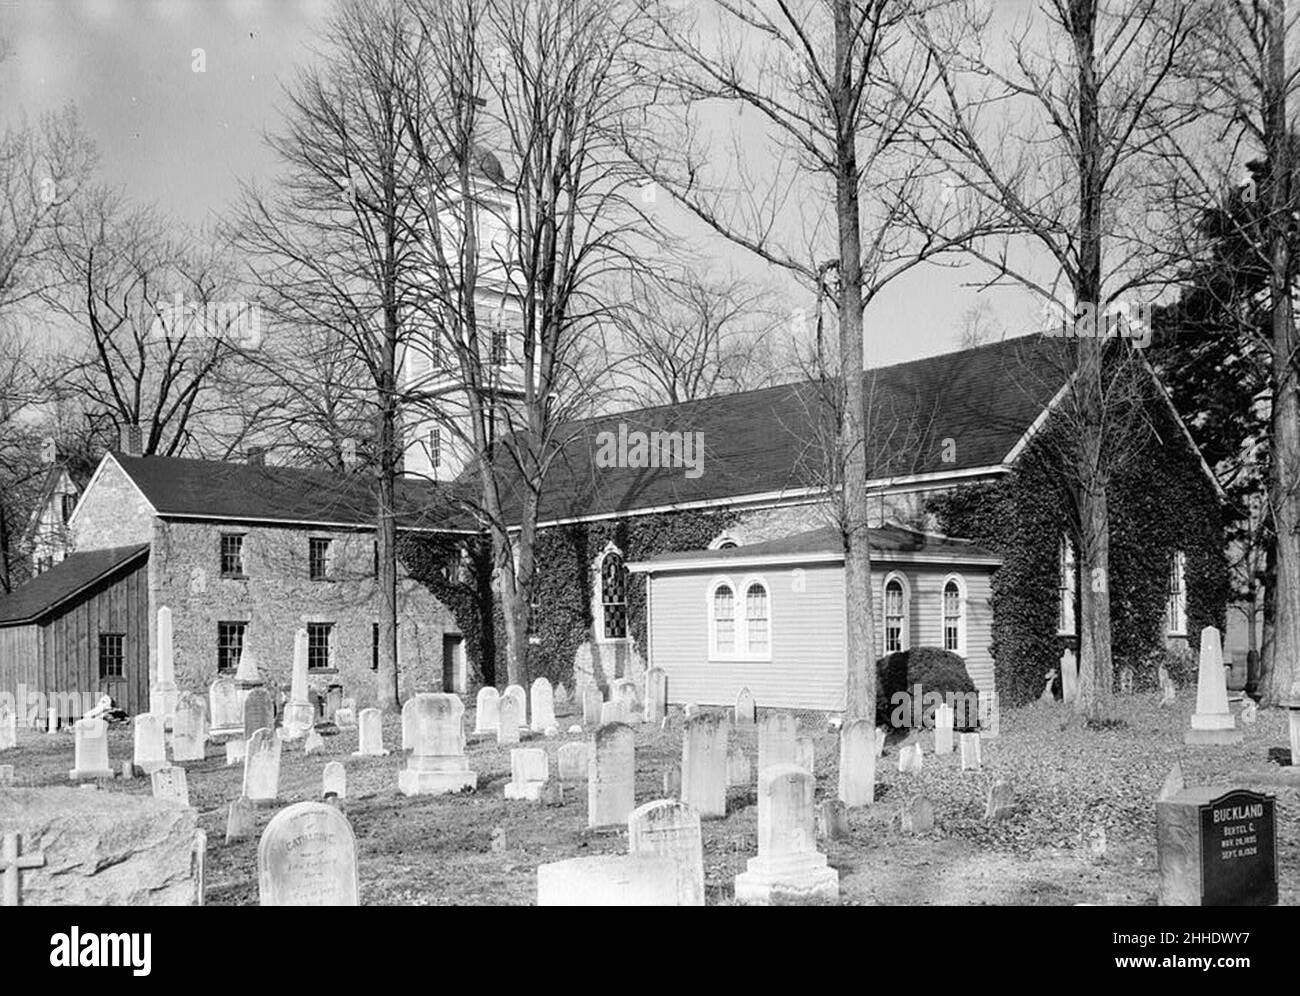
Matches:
[246,446,266,466]
[118,424,142,456]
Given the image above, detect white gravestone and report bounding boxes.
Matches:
[898,743,923,775]
[258,802,359,906]
[734,764,839,905]
[282,627,315,740]
[838,719,875,807]
[397,693,477,796]
[600,700,626,725]
[133,713,168,775]
[611,678,640,722]
[209,677,242,740]
[588,722,636,829]
[933,702,954,756]
[172,694,208,763]
[557,741,589,782]
[69,717,114,781]
[152,766,190,806]
[727,744,752,788]
[322,761,346,800]
[682,711,728,819]
[530,678,557,733]
[504,747,549,801]
[502,684,527,732]
[243,728,282,806]
[243,687,273,740]
[582,683,603,726]
[1060,648,1079,705]
[734,687,757,726]
[474,686,500,734]
[959,732,982,771]
[334,707,356,729]
[628,799,705,906]
[353,707,389,757]
[0,703,16,751]
[151,606,180,727]
[1186,626,1243,745]
[644,668,668,726]
[536,854,682,906]
[796,736,815,774]
[497,693,522,746]
[758,711,799,776]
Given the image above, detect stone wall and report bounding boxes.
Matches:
[70,456,155,552]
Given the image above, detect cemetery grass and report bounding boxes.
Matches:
[9,690,1300,905]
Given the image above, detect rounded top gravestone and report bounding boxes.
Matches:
[258,801,359,906]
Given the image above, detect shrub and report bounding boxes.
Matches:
[875,646,979,731]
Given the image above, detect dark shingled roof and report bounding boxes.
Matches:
[631,524,998,567]
[110,453,463,530]
[495,335,1070,524]
[0,544,148,625]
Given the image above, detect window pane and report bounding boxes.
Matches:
[714,584,735,654]
[308,624,333,670]
[746,583,769,655]
[98,634,124,679]
[885,579,904,652]
[218,622,246,672]
[601,552,627,639]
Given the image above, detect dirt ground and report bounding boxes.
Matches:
[6,688,1299,905]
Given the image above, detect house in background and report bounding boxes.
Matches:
[19,442,81,576]
[628,525,1000,711]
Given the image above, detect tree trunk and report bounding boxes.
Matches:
[375,339,401,714]
[1076,477,1115,720]
[833,0,876,722]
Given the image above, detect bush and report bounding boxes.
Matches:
[875,646,979,731]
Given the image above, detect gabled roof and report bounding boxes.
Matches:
[17,464,78,549]
[627,524,1000,573]
[0,544,149,625]
[494,336,1074,526]
[100,453,464,532]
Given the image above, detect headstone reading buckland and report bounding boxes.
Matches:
[172,694,208,763]
[838,719,875,807]
[353,707,388,757]
[644,667,668,726]
[504,748,549,801]
[322,761,347,800]
[1157,787,1277,906]
[558,742,589,782]
[258,801,359,906]
[1186,626,1243,745]
[682,712,728,819]
[530,678,557,733]
[628,799,705,906]
[69,717,114,781]
[132,713,167,775]
[758,711,799,775]
[588,723,636,829]
[734,687,757,726]
[242,728,282,806]
[734,764,839,905]
[582,683,603,726]
[398,693,476,796]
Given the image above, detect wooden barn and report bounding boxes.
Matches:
[0,543,150,726]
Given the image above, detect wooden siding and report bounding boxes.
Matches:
[645,559,997,712]
[0,557,150,722]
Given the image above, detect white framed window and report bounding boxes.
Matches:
[1166,550,1187,636]
[1057,535,1077,636]
[706,575,772,661]
[882,572,910,654]
[743,576,771,659]
[941,573,967,656]
[708,578,737,658]
[595,543,628,642]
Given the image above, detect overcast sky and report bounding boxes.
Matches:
[0,0,1047,368]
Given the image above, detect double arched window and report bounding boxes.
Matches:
[708,576,771,660]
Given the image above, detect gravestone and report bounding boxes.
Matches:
[504,748,549,801]
[875,726,887,757]
[900,795,935,833]
[582,683,603,726]
[628,799,705,906]
[133,713,168,775]
[644,667,668,726]
[151,606,180,727]
[959,732,982,771]
[1186,627,1243,745]
[0,704,15,751]
[258,802,359,906]
[663,765,682,797]
[502,684,527,732]
[1157,787,1277,906]
[682,711,728,819]
[69,717,114,781]
[933,702,954,756]
[588,723,636,829]
[599,700,626,725]
[611,678,640,722]
[979,691,1000,738]
[1060,648,1079,705]
[734,764,839,905]
[727,744,752,789]
[537,854,683,906]
[1118,664,1135,695]
[554,684,569,710]
[242,728,282,806]
[1241,700,1258,725]
[795,736,815,774]
[225,796,256,844]
[172,694,207,763]
[208,677,242,740]
[1158,763,1185,802]
[734,687,756,726]
[151,766,190,806]
[334,707,356,729]
[1039,669,1057,703]
[838,719,875,807]
[497,693,522,746]
[530,678,557,733]
[817,799,850,841]
[303,729,324,755]
[1159,665,1177,707]
[558,742,589,782]
[473,687,499,735]
[398,693,476,796]
[898,742,923,775]
[282,628,315,740]
[985,780,1015,821]
[322,761,346,800]
[758,711,798,775]
[353,707,388,756]
[226,739,246,766]
[243,688,273,740]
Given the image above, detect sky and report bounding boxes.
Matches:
[0,0,1047,369]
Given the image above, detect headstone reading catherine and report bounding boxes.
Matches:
[151,606,180,727]
[727,744,752,789]
[209,677,242,740]
[582,683,603,726]
[353,707,388,757]
[898,742,923,775]
[959,732,982,771]
[734,764,839,905]
[398,693,476,796]
[502,684,527,732]
[1186,627,1243,745]
[644,667,668,726]
[758,711,799,775]
[682,712,728,819]
[132,714,167,775]
[497,693,522,746]
[69,717,114,781]
[151,766,190,807]
[258,802,359,906]
[530,678,557,733]
[838,719,875,807]
[242,728,282,806]
[474,686,500,734]
[588,723,636,830]
[1157,787,1277,906]
[322,761,347,800]
[558,742,589,782]
[243,688,273,741]
[282,628,315,740]
[504,748,549,801]
[933,702,954,755]
[734,687,756,726]
[628,799,705,906]
[171,694,208,763]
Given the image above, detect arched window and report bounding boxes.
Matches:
[709,532,741,550]
[711,580,736,656]
[1166,550,1187,636]
[1057,535,1077,636]
[744,579,770,658]
[883,573,909,653]
[942,574,967,655]
[598,547,628,641]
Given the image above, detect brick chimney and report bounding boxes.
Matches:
[246,446,266,466]
[118,424,142,456]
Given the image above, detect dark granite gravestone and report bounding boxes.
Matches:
[1157,786,1277,906]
